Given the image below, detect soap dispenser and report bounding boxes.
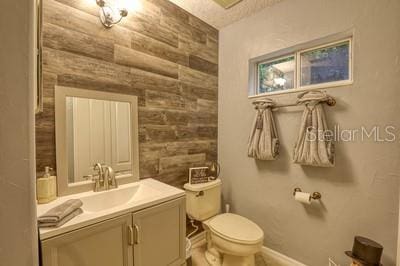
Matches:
[36,167,57,204]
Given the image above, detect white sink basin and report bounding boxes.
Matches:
[80,184,141,213]
[79,182,164,213]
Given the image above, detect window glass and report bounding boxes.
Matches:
[300,41,350,86]
[258,56,295,94]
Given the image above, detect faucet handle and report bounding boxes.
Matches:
[83,174,102,192]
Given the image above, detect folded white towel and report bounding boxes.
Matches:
[248,99,279,160]
[293,91,335,167]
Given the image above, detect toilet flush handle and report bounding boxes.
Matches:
[195,191,204,197]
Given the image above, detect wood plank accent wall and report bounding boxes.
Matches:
[36,0,219,187]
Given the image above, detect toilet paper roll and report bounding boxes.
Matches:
[295,192,311,204]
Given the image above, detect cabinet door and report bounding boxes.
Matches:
[41,214,133,266]
[133,197,186,266]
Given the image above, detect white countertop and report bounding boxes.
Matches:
[37,178,185,240]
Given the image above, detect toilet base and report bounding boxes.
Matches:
[222,254,255,266]
[204,242,256,266]
[205,248,221,266]
[204,248,256,266]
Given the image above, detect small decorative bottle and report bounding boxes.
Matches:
[36,167,57,204]
[208,161,220,180]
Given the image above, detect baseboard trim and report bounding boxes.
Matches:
[261,246,307,266]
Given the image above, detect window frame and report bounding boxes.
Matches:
[249,36,353,98]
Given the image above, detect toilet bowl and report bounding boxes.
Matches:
[204,213,264,266]
[184,180,264,266]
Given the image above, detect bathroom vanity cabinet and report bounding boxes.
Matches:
[41,197,186,266]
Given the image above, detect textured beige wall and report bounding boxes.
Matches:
[0,0,38,265]
[218,0,400,265]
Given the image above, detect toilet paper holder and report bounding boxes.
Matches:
[293,188,322,200]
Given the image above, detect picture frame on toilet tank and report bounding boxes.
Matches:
[189,167,209,184]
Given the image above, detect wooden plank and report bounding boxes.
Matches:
[139,108,189,126]
[155,171,189,188]
[161,15,207,45]
[131,32,188,66]
[43,23,114,62]
[179,65,218,90]
[114,45,179,79]
[139,109,166,125]
[130,68,180,93]
[146,0,189,23]
[189,55,218,76]
[140,125,177,143]
[188,15,219,41]
[197,99,218,114]
[176,126,217,140]
[140,140,216,160]
[189,111,218,125]
[159,154,206,172]
[42,47,133,85]
[121,15,179,48]
[139,159,160,178]
[140,143,184,163]
[207,36,218,51]
[145,90,185,110]
[179,37,218,65]
[180,83,218,101]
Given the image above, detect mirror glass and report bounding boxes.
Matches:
[65,96,133,185]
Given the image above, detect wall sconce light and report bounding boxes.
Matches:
[96,0,128,28]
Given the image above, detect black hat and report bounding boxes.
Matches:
[345,236,383,266]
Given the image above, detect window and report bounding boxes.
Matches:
[250,38,352,97]
[257,55,295,94]
[299,41,350,86]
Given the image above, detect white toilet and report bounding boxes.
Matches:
[184,179,264,266]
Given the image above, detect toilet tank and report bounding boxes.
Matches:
[184,179,221,221]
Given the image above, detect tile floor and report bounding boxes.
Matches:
[190,244,268,266]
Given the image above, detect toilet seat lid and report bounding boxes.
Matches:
[208,213,264,244]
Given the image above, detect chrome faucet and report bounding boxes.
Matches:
[104,166,118,189]
[83,163,117,192]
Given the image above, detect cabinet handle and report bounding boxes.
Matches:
[128,225,134,246]
[134,224,140,245]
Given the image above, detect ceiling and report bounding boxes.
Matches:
[168,0,283,29]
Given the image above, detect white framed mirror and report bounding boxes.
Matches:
[55,86,139,196]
